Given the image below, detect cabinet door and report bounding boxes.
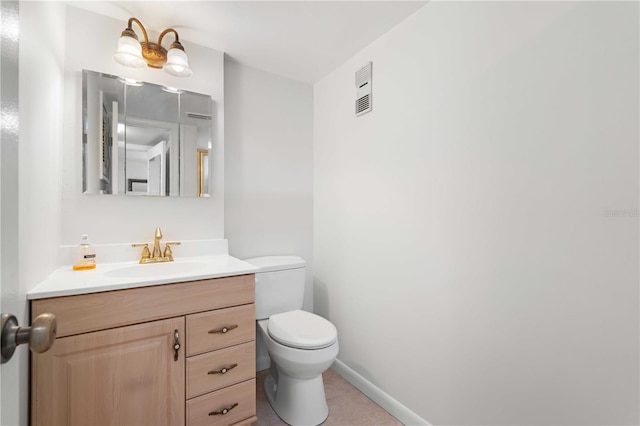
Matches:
[32,317,185,426]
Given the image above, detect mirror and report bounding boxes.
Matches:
[82,70,212,197]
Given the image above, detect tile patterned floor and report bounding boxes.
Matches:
[256,368,403,426]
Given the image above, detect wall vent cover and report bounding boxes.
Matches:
[355,62,372,116]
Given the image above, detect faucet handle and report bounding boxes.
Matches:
[163,242,181,261]
[132,243,151,263]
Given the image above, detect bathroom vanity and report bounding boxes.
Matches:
[28,255,259,426]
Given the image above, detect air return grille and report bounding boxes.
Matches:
[355,62,372,116]
[356,94,370,115]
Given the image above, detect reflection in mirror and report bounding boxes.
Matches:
[180,91,212,197]
[198,149,209,197]
[82,70,212,197]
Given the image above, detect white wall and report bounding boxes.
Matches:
[61,6,225,246]
[314,2,638,425]
[224,59,314,310]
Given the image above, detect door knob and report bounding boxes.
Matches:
[1,313,57,364]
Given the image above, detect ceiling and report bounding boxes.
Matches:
[68,1,427,84]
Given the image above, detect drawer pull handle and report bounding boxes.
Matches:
[209,402,238,416]
[173,329,180,362]
[208,363,238,375]
[208,324,238,334]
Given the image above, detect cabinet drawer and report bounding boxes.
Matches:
[187,342,256,399]
[187,379,256,426]
[187,304,255,356]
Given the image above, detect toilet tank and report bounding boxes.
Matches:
[243,256,306,320]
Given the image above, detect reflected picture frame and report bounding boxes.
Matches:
[197,149,209,197]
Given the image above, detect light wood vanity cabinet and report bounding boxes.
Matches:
[31,274,257,426]
[32,318,186,425]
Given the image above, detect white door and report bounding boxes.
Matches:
[179,124,198,197]
[1,2,22,424]
[147,140,166,196]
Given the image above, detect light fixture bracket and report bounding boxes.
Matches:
[141,42,168,69]
[120,27,138,40]
[169,40,185,52]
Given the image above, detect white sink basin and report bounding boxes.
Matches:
[104,261,209,278]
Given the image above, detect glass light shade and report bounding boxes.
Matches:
[163,47,192,77]
[113,35,146,68]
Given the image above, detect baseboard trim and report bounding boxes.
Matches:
[331,359,431,426]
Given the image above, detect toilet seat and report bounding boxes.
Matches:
[268,310,337,349]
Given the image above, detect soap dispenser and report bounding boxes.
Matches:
[73,234,96,270]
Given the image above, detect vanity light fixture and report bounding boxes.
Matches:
[114,17,193,78]
[117,77,144,87]
[162,86,183,94]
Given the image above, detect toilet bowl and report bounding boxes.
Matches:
[244,256,339,426]
[258,315,339,425]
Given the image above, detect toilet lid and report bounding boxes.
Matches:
[268,310,337,350]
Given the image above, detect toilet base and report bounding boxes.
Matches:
[264,364,329,426]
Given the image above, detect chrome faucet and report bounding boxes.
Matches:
[132,227,181,264]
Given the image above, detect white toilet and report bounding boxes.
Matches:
[244,256,339,426]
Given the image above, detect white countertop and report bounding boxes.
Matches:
[27,255,259,300]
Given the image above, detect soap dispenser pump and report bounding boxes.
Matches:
[73,234,96,271]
